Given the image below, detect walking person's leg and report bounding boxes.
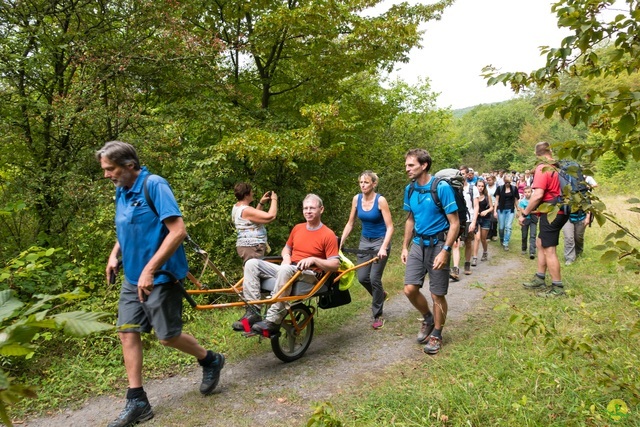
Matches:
[574,220,587,259]
[503,210,515,249]
[562,221,576,264]
[529,217,538,258]
[404,244,434,344]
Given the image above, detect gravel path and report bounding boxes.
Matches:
[24,253,523,427]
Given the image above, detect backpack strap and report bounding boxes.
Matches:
[143,174,159,217]
[429,177,444,213]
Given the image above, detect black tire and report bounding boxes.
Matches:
[271,303,314,363]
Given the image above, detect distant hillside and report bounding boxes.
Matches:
[451,101,504,118]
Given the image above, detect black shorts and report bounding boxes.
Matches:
[538,212,569,248]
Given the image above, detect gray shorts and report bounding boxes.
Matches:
[117,279,184,340]
[404,242,450,296]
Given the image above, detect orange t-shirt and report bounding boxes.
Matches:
[286,223,339,271]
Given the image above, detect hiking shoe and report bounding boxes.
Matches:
[464,262,471,275]
[251,320,280,335]
[232,311,261,332]
[107,398,153,427]
[537,286,565,298]
[521,250,527,255]
[522,275,547,289]
[529,253,535,260]
[449,266,460,282]
[503,245,509,251]
[481,252,488,262]
[372,317,385,329]
[471,257,477,267]
[200,352,225,395]
[416,320,435,344]
[423,335,442,355]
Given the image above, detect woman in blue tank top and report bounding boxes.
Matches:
[340,171,394,329]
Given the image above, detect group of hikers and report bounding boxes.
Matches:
[96,140,592,427]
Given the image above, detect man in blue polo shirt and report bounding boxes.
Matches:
[97,141,224,427]
[401,148,459,355]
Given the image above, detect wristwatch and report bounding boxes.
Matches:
[442,245,452,253]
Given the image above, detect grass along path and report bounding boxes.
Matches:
[24,239,521,427]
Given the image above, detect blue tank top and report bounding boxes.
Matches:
[357,193,387,239]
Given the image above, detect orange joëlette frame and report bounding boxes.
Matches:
[184,250,379,311]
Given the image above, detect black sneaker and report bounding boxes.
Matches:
[200,352,225,395]
[416,320,435,344]
[251,320,280,336]
[232,311,262,332]
[107,398,153,427]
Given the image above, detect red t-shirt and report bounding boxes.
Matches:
[532,162,561,203]
[286,223,339,271]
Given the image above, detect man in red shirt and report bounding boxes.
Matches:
[518,141,569,297]
[233,194,340,334]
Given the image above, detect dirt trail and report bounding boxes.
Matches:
[24,253,524,427]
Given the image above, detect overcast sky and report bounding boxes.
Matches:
[390,0,569,109]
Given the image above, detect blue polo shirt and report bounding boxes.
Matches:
[403,177,457,246]
[115,167,188,285]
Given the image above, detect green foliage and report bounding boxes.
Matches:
[307,402,343,427]
[483,0,640,163]
[0,288,112,426]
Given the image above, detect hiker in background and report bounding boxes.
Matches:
[524,169,534,186]
[402,149,459,355]
[517,186,538,260]
[460,166,480,272]
[465,167,478,186]
[562,175,597,265]
[485,175,499,241]
[474,178,494,262]
[494,173,519,251]
[516,174,527,199]
[96,141,225,427]
[520,141,569,297]
[232,182,278,264]
[340,170,394,329]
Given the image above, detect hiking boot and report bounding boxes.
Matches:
[471,257,477,267]
[423,335,442,355]
[464,262,471,275]
[522,275,547,290]
[251,320,280,336]
[372,317,385,330]
[529,252,535,260]
[481,252,488,262]
[416,320,435,344]
[503,245,509,251]
[107,398,153,427]
[449,266,460,282]
[200,352,225,395]
[537,285,565,298]
[231,311,261,332]
[521,250,527,255]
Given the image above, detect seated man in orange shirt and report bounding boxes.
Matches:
[233,193,340,335]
